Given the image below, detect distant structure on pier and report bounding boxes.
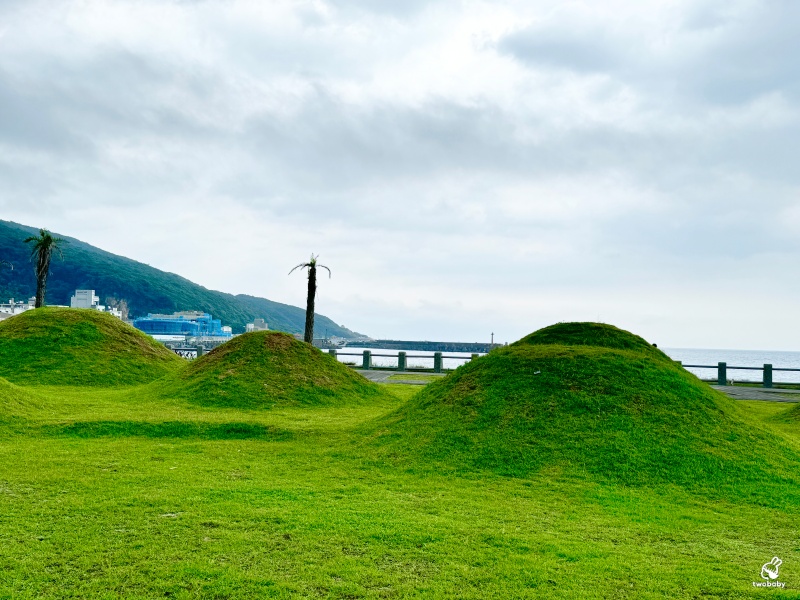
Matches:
[344,339,502,353]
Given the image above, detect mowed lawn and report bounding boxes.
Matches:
[1,385,800,599]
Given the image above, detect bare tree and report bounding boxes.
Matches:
[24,229,66,308]
[289,254,331,343]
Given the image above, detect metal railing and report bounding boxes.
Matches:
[329,349,480,373]
[678,361,800,388]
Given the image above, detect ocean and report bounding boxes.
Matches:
[663,348,800,384]
[334,346,800,384]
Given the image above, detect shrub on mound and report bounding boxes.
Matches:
[372,323,800,500]
[164,331,385,408]
[0,308,184,386]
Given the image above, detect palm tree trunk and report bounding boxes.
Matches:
[304,265,316,343]
[34,248,51,308]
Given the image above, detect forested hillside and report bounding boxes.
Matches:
[0,220,361,337]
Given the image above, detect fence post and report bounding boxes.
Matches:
[398,352,406,372]
[434,352,443,373]
[362,350,371,370]
[763,364,773,388]
[328,348,337,358]
[717,362,727,386]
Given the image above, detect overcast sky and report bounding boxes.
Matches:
[1,0,799,348]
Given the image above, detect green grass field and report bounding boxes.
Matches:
[2,314,800,598]
[385,374,442,382]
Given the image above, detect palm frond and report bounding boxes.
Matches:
[288,263,311,275]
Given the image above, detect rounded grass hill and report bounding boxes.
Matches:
[163,331,386,409]
[371,322,800,500]
[0,376,42,417]
[777,402,800,422]
[0,307,184,386]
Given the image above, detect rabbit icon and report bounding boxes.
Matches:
[761,557,782,580]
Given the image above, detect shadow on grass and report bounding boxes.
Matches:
[43,421,293,441]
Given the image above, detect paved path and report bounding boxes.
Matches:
[712,385,800,402]
[355,370,446,385]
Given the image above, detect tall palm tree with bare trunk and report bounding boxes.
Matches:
[24,229,66,308]
[289,254,331,344]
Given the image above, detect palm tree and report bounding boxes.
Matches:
[289,254,331,344]
[24,229,66,308]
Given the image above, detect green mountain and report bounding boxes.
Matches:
[0,220,362,337]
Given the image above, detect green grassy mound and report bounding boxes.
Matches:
[163,331,386,408]
[0,376,41,415]
[0,307,184,386]
[514,321,666,356]
[774,402,800,423]
[372,323,800,500]
[43,420,292,441]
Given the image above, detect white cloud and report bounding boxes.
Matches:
[1,0,799,347]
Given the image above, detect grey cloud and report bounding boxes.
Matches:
[685,3,800,105]
[0,49,210,155]
[681,3,733,32]
[498,28,619,74]
[4,36,797,254]
[0,69,89,152]
[326,0,435,18]
[237,83,800,199]
[232,92,519,198]
[498,2,800,110]
[0,0,798,302]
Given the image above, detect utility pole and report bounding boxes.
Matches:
[491,332,494,346]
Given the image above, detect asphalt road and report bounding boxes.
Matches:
[355,370,446,385]
[712,385,800,402]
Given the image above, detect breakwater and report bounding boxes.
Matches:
[342,340,501,353]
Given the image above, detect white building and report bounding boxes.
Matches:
[69,289,122,319]
[0,297,36,316]
[246,318,269,332]
[70,289,100,309]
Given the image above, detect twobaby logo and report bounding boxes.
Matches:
[753,557,785,589]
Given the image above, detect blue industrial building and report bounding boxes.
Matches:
[133,311,232,339]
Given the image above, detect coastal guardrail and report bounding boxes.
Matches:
[329,349,480,373]
[167,343,791,387]
[333,352,800,385]
[678,361,800,388]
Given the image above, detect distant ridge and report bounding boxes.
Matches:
[0,220,362,337]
